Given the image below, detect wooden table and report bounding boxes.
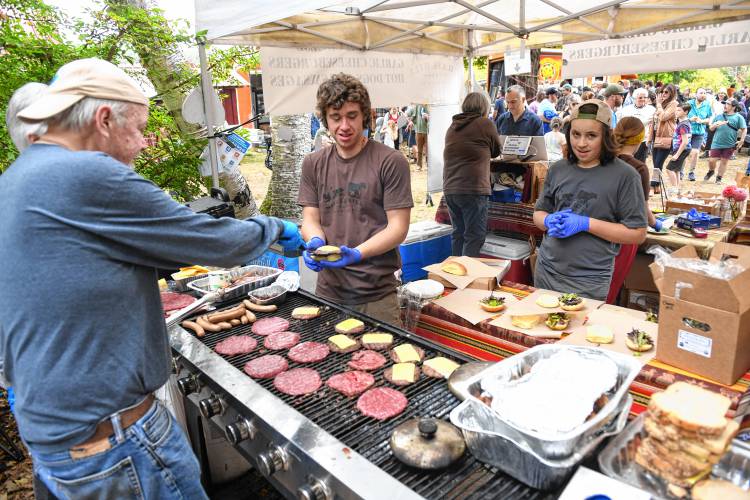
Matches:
[642,223,735,258]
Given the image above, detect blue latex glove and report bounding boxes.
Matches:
[652,219,663,232]
[318,245,362,269]
[550,211,590,238]
[278,220,304,252]
[302,237,326,272]
[544,209,572,237]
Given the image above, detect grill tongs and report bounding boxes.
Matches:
[165,291,223,328]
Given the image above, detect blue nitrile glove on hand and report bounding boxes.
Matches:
[318,245,362,269]
[544,209,572,237]
[278,220,305,252]
[651,219,663,232]
[302,237,325,272]
[549,211,590,238]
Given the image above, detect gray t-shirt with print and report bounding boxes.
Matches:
[534,158,647,294]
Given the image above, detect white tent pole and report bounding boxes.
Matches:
[365,0,447,13]
[538,0,610,34]
[198,41,220,188]
[468,29,474,84]
[454,0,518,33]
[526,0,628,33]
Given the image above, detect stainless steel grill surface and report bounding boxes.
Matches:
[173,290,556,499]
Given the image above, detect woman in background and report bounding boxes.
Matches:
[544,117,566,162]
[651,84,678,194]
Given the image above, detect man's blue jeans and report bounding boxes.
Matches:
[30,400,208,499]
[445,194,489,257]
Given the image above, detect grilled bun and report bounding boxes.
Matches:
[441,261,467,276]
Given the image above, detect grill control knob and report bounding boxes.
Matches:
[225,418,256,445]
[177,374,200,395]
[199,395,225,418]
[256,446,288,477]
[297,477,332,500]
[170,356,182,374]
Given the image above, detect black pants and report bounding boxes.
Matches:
[651,148,671,187]
[634,142,649,162]
[445,194,489,257]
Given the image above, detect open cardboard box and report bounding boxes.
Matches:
[425,256,509,291]
[649,242,750,385]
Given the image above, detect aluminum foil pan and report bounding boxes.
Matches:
[598,413,750,498]
[451,394,631,491]
[188,265,282,301]
[459,344,641,459]
[247,284,288,305]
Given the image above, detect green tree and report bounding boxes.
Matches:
[678,68,729,95]
[639,70,698,86]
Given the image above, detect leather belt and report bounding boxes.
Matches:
[69,394,155,459]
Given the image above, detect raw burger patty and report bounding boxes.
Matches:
[161,292,195,316]
[243,355,288,378]
[288,342,330,363]
[327,371,375,397]
[348,350,387,371]
[274,368,321,395]
[215,335,257,356]
[251,317,290,336]
[357,387,408,420]
[264,331,300,350]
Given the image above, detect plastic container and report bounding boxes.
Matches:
[479,234,532,284]
[399,221,453,282]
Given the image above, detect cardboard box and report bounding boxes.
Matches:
[665,195,721,216]
[624,253,658,293]
[426,257,509,291]
[650,242,750,385]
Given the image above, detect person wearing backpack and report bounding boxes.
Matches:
[705,98,747,183]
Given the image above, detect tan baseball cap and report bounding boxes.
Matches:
[18,58,149,121]
[570,99,612,127]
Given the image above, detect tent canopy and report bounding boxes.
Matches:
[196,0,750,56]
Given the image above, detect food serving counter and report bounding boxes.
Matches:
[412,281,750,419]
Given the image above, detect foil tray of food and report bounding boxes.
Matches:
[451,393,631,491]
[454,344,641,459]
[188,265,282,301]
[247,284,288,305]
[598,413,750,499]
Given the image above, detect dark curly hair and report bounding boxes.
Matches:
[316,73,371,131]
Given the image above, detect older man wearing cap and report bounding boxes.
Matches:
[556,84,573,112]
[617,88,655,162]
[0,58,304,498]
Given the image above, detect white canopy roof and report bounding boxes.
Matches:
[196,0,750,55]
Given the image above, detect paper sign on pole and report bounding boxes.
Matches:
[260,46,463,115]
[200,132,250,176]
[563,20,750,78]
[504,49,531,76]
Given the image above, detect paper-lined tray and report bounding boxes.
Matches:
[489,309,588,339]
[503,288,603,316]
[423,256,502,290]
[432,289,519,325]
[557,309,659,364]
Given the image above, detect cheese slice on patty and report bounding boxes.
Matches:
[336,318,363,332]
[393,344,420,363]
[392,363,417,382]
[362,333,392,345]
[328,334,356,350]
[423,357,460,378]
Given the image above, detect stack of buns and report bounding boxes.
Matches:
[635,382,739,492]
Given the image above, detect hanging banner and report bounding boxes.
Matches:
[504,49,531,76]
[260,46,463,115]
[538,53,562,84]
[563,19,750,78]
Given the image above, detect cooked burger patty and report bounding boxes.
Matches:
[263,331,300,350]
[348,350,387,371]
[326,371,375,397]
[357,387,408,420]
[288,341,330,363]
[251,317,290,336]
[243,355,288,378]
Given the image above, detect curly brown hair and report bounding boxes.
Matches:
[316,73,371,130]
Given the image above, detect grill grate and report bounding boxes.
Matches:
[186,291,555,499]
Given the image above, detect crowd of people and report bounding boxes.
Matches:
[490,79,749,189]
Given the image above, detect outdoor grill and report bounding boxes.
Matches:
[170,290,558,499]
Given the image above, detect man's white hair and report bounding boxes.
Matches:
[506,85,526,98]
[632,88,648,99]
[6,83,49,151]
[47,97,131,131]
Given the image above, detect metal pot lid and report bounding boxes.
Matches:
[389,418,465,469]
[448,361,493,400]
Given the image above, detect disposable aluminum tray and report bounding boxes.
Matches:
[460,344,642,459]
[451,394,631,491]
[247,284,287,305]
[171,271,209,292]
[598,413,750,499]
[188,265,282,301]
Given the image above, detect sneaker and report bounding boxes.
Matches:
[716,175,723,184]
[704,170,715,181]
[679,171,684,180]
[731,154,737,160]
[688,172,696,182]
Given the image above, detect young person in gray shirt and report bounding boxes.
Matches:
[533,100,647,300]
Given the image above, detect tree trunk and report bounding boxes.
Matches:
[268,115,311,219]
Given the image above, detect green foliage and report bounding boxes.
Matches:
[678,68,729,95]
[463,55,488,71]
[210,46,260,85]
[639,70,698,86]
